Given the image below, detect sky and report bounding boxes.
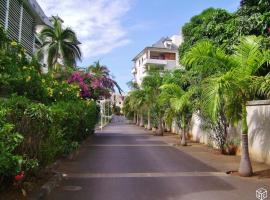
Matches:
[37,0,240,93]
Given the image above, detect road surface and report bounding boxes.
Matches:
[46,120,270,200]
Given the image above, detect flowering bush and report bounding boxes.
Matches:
[68,70,116,100]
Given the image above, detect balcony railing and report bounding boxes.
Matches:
[143,59,167,65]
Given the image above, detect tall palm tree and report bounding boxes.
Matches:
[185,36,270,176]
[38,16,81,70]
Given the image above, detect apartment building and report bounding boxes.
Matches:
[0,0,51,55]
[132,35,182,86]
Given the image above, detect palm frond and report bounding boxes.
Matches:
[182,40,234,75]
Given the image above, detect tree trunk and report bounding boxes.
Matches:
[147,109,151,130]
[139,112,144,127]
[181,127,187,146]
[239,106,253,177]
[136,114,139,126]
[157,118,164,136]
[180,114,187,146]
[133,113,136,124]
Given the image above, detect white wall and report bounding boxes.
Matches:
[247,100,270,165]
[171,100,270,165]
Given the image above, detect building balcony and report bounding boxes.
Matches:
[131,67,137,74]
[143,59,167,65]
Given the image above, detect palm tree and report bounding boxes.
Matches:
[141,71,164,135]
[38,16,81,70]
[160,83,195,146]
[185,36,270,176]
[87,61,123,94]
[87,61,110,77]
[129,89,146,127]
[182,40,235,152]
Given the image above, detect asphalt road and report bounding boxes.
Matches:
[46,121,270,200]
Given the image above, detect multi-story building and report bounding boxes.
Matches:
[0,0,51,55]
[132,35,182,86]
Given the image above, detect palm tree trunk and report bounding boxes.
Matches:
[147,109,151,130]
[157,118,164,136]
[239,106,253,177]
[140,112,144,127]
[181,115,187,146]
[133,113,136,124]
[136,114,139,126]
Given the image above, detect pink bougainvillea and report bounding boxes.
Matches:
[68,70,117,100]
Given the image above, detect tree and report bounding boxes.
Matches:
[38,16,81,70]
[182,40,235,151]
[160,70,196,146]
[87,61,122,94]
[187,36,270,176]
[141,71,165,135]
[87,61,110,77]
[128,89,147,127]
[179,3,270,63]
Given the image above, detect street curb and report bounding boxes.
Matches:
[29,134,95,199]
[30,173,63,200]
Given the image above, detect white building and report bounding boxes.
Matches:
[111,93,125,109]
[132,35,182,86]
[0,0,51,55]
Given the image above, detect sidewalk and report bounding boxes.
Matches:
[137,126,270,178]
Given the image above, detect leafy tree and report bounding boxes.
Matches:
[188,36,270,176]
[179,3,270,64]
[38,16,81,70]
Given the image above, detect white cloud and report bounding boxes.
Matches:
[36,0,132,59]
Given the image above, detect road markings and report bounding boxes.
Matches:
[83,144,171,147]
[61,172,228,179]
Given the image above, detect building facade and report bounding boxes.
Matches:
[132,35,182,86]
[111,93,125,110]
[0,0,51,55]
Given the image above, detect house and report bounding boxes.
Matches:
[131,35,182,86]
[0,0,51,56]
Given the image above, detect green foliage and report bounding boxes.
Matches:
[37,16,81,70]
[1,96,97,169]
[179,3,270,64]
[0,108,23,178]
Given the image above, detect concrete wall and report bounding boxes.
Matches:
[247,100,270,165]
[171,100,270,165]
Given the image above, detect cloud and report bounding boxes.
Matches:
[36,0,132,59]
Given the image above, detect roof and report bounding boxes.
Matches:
[152,37,177,49]
[24,0,52,26]
[132,37,178,61]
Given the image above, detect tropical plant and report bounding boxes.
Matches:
[37,16,81,70]
[128,89,147,127]
[185,36,270,176]
[141,71,165,135]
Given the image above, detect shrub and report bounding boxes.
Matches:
[1,95,98,168]
[51,100,98,142]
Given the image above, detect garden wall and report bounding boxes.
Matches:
[171,100,270,165]
[246,100,270,165]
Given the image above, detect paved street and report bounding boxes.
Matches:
[46,120,270,200]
